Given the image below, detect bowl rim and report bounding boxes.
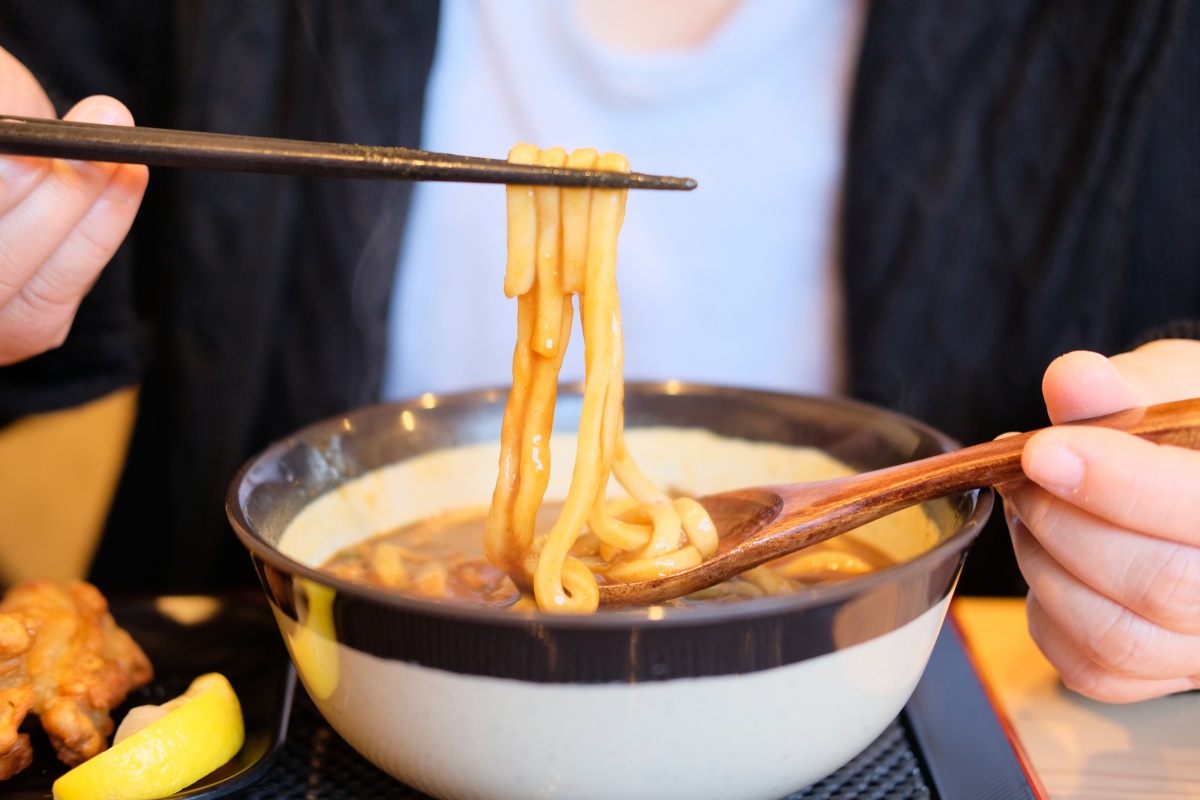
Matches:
[226,381,991,630]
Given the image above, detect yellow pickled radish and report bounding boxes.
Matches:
[52,672,244,800]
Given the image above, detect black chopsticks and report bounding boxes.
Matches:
[0,115,697,191]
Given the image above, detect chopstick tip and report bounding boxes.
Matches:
[633,173,697,191]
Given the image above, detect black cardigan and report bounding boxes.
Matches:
[1,0,1197,596]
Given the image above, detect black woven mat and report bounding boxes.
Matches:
[239,695,934,799]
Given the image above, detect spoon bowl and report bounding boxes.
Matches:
[598,398,1200,608]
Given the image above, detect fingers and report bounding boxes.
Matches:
[0,95,148,365]
[1024,591,1200,703]
[1042,342,1200,423]
[0,45,58,222]
[0,98,142,275]
[0,160,147,362]
[1022,425,1200,547]
[1109,339,1200,401]
[1006,462,1200,632]
[1009,420,1200,634]
[1012,508,1200,684]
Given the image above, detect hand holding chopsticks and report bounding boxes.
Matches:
[0,115,697,191]
[0,99,149,366]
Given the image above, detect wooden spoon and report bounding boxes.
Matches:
[597,398,1200,608]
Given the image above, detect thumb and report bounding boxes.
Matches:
[63,94,137,127]
[1041,350,1142,424]
[1042,341,1200,424]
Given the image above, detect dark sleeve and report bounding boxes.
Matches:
[1131,320,1200,347]
[0,0,164,419]
[1123,2,1200,353]
[842,0,1197,596]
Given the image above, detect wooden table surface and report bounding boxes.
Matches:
[952,597,1200,800]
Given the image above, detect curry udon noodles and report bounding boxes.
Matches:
[321,145,939,613]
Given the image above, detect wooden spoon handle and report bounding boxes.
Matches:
[1083,397,1200,450]
[849,397,1200,507]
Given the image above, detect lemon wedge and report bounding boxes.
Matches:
[52,672,244,800]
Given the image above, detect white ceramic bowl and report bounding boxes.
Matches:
[227,384,990,800]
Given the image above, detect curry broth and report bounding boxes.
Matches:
[322,501,898,608]
[290,427,943,609]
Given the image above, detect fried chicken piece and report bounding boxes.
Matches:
[0,612,35,779]
[0,580,153,767]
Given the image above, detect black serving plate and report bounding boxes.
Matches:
[5,593,295,799]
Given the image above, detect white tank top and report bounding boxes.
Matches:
[382,0,864,400]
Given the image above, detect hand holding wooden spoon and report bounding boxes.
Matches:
[1004,341,1200,703]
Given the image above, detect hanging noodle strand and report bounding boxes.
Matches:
[485,144,717,614]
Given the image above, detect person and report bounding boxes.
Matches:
[0,1,1197,704]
